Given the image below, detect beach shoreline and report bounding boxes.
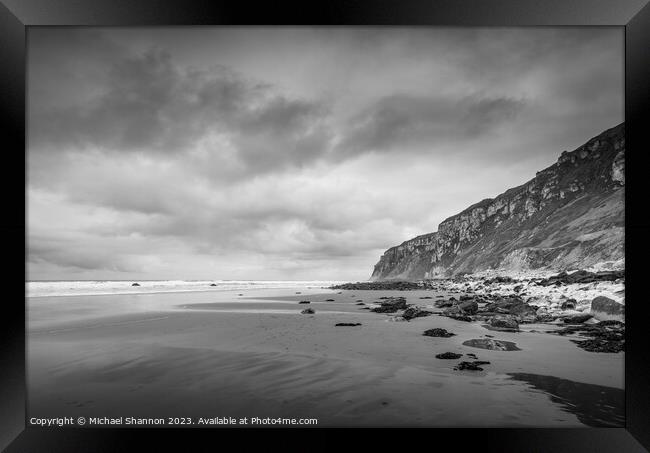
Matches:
[27,281,624,427]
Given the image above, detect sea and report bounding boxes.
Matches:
[26,280,345,298]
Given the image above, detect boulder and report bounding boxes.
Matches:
[591,296,625,321]
[561,299,577,310]
[489,315,519,331]
[563,313,593,324]
[458,300,479,315]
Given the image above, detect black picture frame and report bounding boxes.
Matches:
[2,0,649,451]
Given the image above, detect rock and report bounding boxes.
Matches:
[458,300,479,315]
[488,315,519,331]
[423,328,456,338]
[513,284,523,292]
[238,294,243,296]
[563,313,593,324]
[561,299,577,310]
[371,297,407,313]
[335,323,362,327]
[296,292,302,294]
[591,296,625,321]
[551,321,624,353]
[325,299,335,302]
[355,302,365,306]
[355,300,363,302]
[434,299,455,308]
[131,283,140,287]
[301,308,315,314]
[462,338,521,351]
[209,283,217,286]
[330,281,422,291]
[419,296,433,299]
[454,361,489,371]
[298,300,311,304]
[402,306,433,320]
[538,270,625,286]
[436,352,462,359]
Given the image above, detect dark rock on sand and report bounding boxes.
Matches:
[563,313,593,324]
[301,308,315,314]
[455,361,490,371]
[423,328,456,338]
[463,338,521,351]
[591,296,625,321]
[131,283,140,286]
[330,281,422,291]
[371,297,407,313]
[335,323,362,327]
[552,321,624,353]
[488,315,519,331]
[402,306,433,320]
[436,352,463,359]
[209,283,217,286]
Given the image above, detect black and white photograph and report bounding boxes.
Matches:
[26,27,625,428]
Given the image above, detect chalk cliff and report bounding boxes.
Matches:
[371,123,625,280]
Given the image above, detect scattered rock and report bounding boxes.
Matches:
[330,281,422,291]
[463,338,521,351]
[537,270,624,286]
[371,297,407,313]
[436,352,463,359]
[552,321,624,353]
[335,323,362,327]
[455,361,486,371]
[402,306,433,320]
[423,328,456,338]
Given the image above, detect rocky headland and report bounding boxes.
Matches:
[371,123,624,280]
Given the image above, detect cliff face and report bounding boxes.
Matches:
[372,123,625,280]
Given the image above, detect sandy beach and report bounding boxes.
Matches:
[27,286,624,427]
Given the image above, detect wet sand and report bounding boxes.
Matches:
[27,288,624,427]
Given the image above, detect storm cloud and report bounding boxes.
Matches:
[27,27,623,280]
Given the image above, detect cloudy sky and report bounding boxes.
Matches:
[27,27,623,281]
